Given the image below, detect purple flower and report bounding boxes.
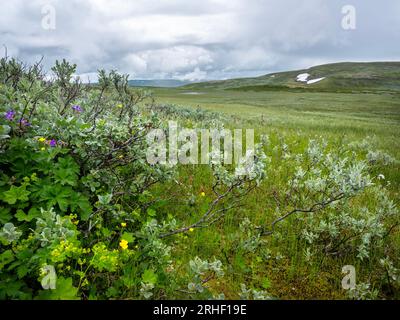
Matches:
[72,105,83,112]
[5,110,15,121]
[49,139,57,147]
[19,118,31,127]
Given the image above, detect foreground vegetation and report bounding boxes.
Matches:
[0,58,399,299]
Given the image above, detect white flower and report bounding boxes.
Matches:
[377,174,385,180]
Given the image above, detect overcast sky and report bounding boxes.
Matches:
[1,0,399,81]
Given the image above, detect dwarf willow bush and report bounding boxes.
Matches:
[252,137,399,298]
[300,186,397,260]
[0,57,269,299]
[186,256,225,298]
[0,57,398,300]
[258,139,374,236]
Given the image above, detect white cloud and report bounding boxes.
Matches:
[0,0,399,80]
[124,54,148,75]
[178,67,207,81]
[122,46,213,79]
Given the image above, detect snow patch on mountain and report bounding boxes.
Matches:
[296,73,326,85]
[296,73,310,82]
[307,77,326,84]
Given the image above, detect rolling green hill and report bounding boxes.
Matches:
[182,62,400,92]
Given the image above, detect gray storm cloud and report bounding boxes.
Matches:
[0,0,399,81]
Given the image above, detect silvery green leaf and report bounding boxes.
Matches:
[0,223,22,242]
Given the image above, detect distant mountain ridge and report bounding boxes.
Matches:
[128,79,193,87]
[182,62,400,92]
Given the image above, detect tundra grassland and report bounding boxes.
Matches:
[148,86,400,299]
[1,58,399,300]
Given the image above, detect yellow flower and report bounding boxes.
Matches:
[117,104,123,108]
[119,239,128,250]
[121,222,127,227]
[40,147,46,151]
[189,228,194,232]
[200,192,206,197]
[38,137,46,142]
[51,249,60,257]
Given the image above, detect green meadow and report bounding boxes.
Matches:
[1,60,399,300]
[147,81,400,299]
[153,87,400,156]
